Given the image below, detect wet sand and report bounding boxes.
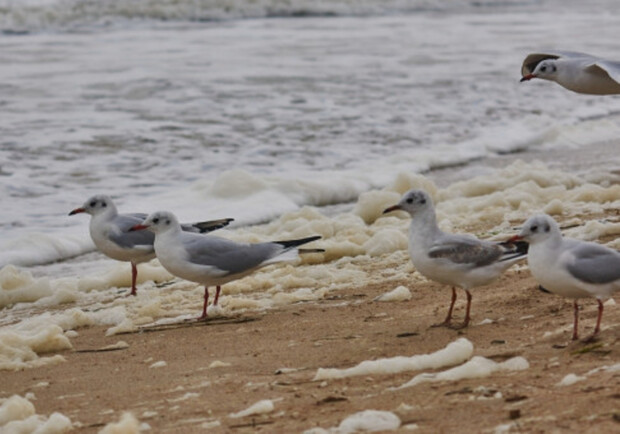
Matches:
[2,243,619,433]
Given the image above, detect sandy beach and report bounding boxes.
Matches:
[2,142,620,433]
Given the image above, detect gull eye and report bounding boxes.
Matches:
[540,66,547,72]
[153,218,160,224]
[406,198,413,204]
[544,224,550,232]
[90,201,97,207]
[531,225,538,232]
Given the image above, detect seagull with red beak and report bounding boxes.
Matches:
[130,210,322,320]
[510,214,620,341]
[384,189,527,329]
[70,195,233,296]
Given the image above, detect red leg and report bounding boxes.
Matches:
[129,262,138,296]
[593,299,604,335]
[462,290,472,327]
[572,300,579,341]
[213,286,221,306]
[432,287,457,328]
[450,289,472,330]
[198,287,209,320]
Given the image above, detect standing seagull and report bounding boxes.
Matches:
[70,195,233,296]
[520,50,620,95]
[130,210,322,319]
[511,214,620,341]
[383,189,527,329]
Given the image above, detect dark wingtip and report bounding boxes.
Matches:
[275,235,322,249]
[538,285,552,294]
[193,218,235,233]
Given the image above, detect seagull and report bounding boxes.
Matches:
[383,189,528,329]
[520,50,620,95]
[70,195,233,296]
[510,214,620,341]
[130,210,323,319]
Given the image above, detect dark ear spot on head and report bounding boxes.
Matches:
[420,198,426,204]
[102,202,107,207]
[544,223,550,232]
[166,220,170,225]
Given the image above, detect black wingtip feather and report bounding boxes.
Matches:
[193,218,235,233]
[275,235,322,249]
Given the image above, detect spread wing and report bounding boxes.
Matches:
[566,243,620,284]
[108,213,154,249]
[521,50,596,76]
[587,61,620,85]
[183,235,280,276]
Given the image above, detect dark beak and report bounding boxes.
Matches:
[520,74,535,82]
[69,207,85,216]
[383,204,402,214]
[129,224,149,232]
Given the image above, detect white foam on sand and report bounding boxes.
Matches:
[228,399,275,419]
[0,394,72,433]
[98,412,141,434]
[304,410,401,434]
[374,285,412,302]
[2,162,619,371]
[394,356,530,390]
[313,338,474,381]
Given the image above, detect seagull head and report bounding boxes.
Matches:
[69,194,115,216]
[521,59,558,82]
[511,214,559,245]
[130,211,179,234]
[383,189,433,217]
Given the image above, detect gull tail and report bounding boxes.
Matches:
[274,235,322,250]
[498,239,529,262]
[185,218,235,234]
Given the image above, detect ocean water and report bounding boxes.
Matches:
[1,0,620,272]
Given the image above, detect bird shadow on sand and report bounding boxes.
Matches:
[116,315,260,335]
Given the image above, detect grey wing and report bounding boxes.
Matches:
[428,236,502,267]
[566,243,620,284]
[108,213,154,248]
[591,61,620,84]
[184,236,280,275]
[521,51,596,75]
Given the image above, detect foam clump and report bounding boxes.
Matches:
[314,338,473,381]
[396,356,529,390]
[0,265,53,308]
[0,394,72,433]
[228,399,274,419]
[98,412,140,434]
[0,323,71,371]
[338,410,401,433]
[374,286,412,302]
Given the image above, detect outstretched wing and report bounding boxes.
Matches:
[521,50,596,76]
[587,61,620,85]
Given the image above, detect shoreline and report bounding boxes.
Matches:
[2,146,620,432]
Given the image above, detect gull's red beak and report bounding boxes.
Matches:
[383,204,402,214]
[507,234,523,242]
[69,207,85,216]
[520,74,535,82]
[129,224,149,232]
